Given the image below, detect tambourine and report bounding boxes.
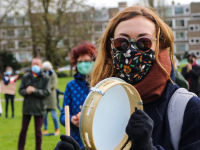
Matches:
[79,77,143,150]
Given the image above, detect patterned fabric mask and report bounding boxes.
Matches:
[112,44,155,84]
[77,61,94,76]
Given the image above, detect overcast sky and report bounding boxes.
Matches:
[85,0,200,8]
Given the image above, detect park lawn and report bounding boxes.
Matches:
[0,77,74,150]
[0,77,73,100]
[0,100,65,150]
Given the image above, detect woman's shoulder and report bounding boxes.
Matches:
[185,96,200,114]
[66,79,77,87]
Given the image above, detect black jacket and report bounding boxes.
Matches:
[19,71,51,116]
[181,65,200,94]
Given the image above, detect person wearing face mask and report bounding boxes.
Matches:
[42,61,60,136]
[18,58,51,150]
[182,53,200,96]
[54,5,200,150]
[59,41,97,147]
[2,66,18,118]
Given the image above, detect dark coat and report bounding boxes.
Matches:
[74,66,200,150]
[147,66,200,149]
[19,71,51,116]
[181,65,200,95]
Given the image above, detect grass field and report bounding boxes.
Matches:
[0,77,74,150]
[0,77,74,100]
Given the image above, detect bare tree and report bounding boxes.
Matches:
[26,0,94,72]
[0,0,19,72]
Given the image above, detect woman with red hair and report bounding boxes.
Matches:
[60,41,97,147]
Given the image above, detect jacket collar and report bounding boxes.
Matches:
[143,63,179,127]
[74,72,86,81]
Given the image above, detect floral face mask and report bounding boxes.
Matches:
[112,43,155,84]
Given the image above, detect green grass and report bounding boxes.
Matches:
[1,77,74,100]
[0,77,74,150]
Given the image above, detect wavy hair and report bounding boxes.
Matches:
[91,5,174,87]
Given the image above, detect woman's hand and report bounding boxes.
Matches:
[71,115,79,127]
[126,110,156,150]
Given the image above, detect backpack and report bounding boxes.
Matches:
[168,88,197,150]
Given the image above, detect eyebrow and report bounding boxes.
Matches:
[117,33,151,38]
[138,33,151,37]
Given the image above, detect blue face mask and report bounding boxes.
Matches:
[6,71,12,75]
[31,65,41,74]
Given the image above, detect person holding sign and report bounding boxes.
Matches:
[2,66,18,118]
[55,5,200,150]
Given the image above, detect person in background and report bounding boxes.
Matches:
[3,66,18,118]
[59,41,98,147]
[18,58,50,150]
[56,89,64,112]
[182,53,200,96]
[42,61,60,136]
[173,55,189,89]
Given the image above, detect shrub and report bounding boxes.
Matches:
[56,71,68,77]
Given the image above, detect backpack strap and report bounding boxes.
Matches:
[168,88,196,150]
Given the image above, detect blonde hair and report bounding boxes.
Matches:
[91,5,174,87]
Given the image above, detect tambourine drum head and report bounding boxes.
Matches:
[80,77,142,150]
[93,85,130,150]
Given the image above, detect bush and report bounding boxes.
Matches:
[56,71,68,77]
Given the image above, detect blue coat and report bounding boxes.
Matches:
[146,65,200,149]
[60,73,90,147]
[3,74,12,85]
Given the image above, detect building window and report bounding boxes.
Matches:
[189,24,200,31]
[17,18,24,25]
[175,32,186,40]
[19,52,26,61]
[6,18,14,26]
[175,7,184,15]
[176,44,186,52]
[165,20,172,27]
[95,25,102,31]
[175,20,185,27]
[7,41,15,49]
[1,31,6,38]
[185,8,189,13]
[189,37,200,45]
[18,29,26,37]
[19,41,30,48]
[7,29,15,37]
[165,7,172,16]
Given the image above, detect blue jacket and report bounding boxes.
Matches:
[3,74,12,85]
[146,65,200,149]
[60,73,90,147]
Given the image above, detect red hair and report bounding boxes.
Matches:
[70,41,98,66]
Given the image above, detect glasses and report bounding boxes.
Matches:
[110,37,157,52]
[77,60,93,63]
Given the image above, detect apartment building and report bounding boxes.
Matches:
[187,2,200,57]
[155,2,200,58]
[92,2,127,44]
[0,13,32,62]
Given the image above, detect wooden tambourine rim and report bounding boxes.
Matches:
[80,77,143,150]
